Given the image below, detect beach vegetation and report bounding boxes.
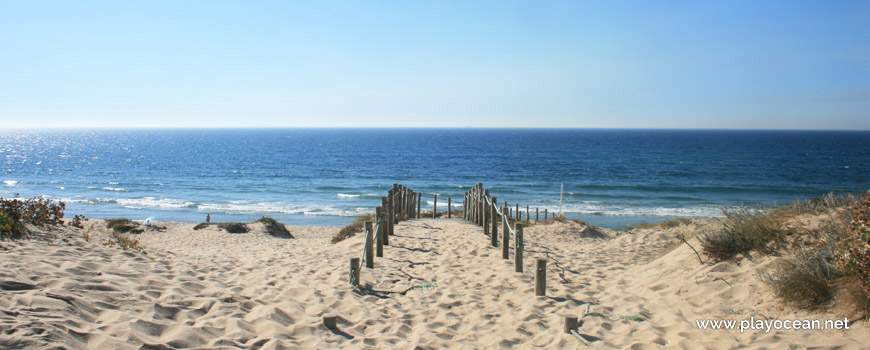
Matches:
[331,214,374,244]
[751,190,870,315]
[71,214,87,229]
[698,207,789,261]
[0,195,66,239]
[762,243,842,309]
[775,192,861,217]
[106,218,143,234]
[102,230,146,253]
[218,223,248,233]
[538,216,567,226]
[193,223,209,230]
[256,217,294,238]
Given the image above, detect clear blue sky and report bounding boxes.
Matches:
[1,1,868,129]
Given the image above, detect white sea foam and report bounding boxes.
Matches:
[111,197,195,209]
[101,187,128,192]
[337,193,360,198]
[3,180,18,187]
[197,202,367,216]
[542,203,724,218]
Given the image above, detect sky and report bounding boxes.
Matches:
[1,1,868,129]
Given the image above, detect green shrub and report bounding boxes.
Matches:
[257,217,293,238]
[0,196,66,238]
[699,207,788,261]
[218,223,248,233]
[193,223,209,230]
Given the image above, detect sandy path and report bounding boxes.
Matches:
[1,217,866,349]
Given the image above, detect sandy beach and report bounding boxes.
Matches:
[1,215,867,349]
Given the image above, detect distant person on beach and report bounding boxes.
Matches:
[206,214,211,223]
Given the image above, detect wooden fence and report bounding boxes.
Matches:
[348,182,551,298]
[463,182,549,296]
[351,184,421,286]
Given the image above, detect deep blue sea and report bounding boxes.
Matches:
[1,128,868,229]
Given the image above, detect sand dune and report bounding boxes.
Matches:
[0,217,866,349]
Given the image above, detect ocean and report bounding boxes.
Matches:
[2,128,868,229]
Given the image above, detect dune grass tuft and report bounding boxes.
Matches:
[331,214,374,244]
[106,218,143,234]
[699,207,789,261]
[256,217,294,238]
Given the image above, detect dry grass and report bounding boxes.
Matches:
[106,218,143,234]
[699,207,789,261]
[331,214,374,244]
[256,217,294,238]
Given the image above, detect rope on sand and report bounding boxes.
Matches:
[568,303,650,348]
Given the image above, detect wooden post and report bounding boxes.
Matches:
[526,206,529,221]
[350,258,360,287]
[477,182,486,226]
[381,198,390,246]
[516,203,520,221]
[515,223,523,273]
[365,221,373,268]
[388,189,395,236]
[483,189,490,235]
[463,194,468,221]
[448,197,452,218]
[375,207,384,256]
[417,194,421,220]
[536,208,539,222]
[535,259,546,296]
[544,209,548,220]
[433,194,438,218]
[503,207,510,259]
[490,196,498,247]
[564,316,579,334]
[323,314,338,330]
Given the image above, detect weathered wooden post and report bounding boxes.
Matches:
[564,316,579,334]
[388,188,395,236]
[433,194,438,218]
[417,194,421,220]
[381,198,390,246]
[535,259,547,296]
[365,221,373,268]
[503,207,510,259]
[536,208,539,222]
[526,206,529,221]
[544,208,548,220]
[323,314,338,330]
[448,197,452,218]
[463,194,468,221]
[516,203,520,221]
[483,189,490,235]
[515,223,523,273]
[375,207,384,256]
[349,258,360,287]
[490,196,498,247]
[478,183,484,226]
